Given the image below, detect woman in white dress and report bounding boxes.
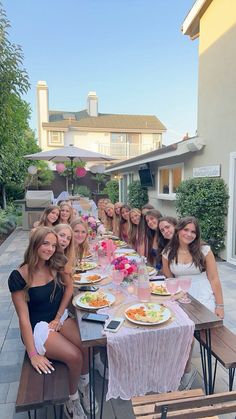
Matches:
[162,216,224,390]
[162,216,224,318]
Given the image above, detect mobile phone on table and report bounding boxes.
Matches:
[149,275,166,281]
[104,317,124,333]
[79,285,99,292]
[82,312,109,324]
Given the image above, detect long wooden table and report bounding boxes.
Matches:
[74,290,223,419]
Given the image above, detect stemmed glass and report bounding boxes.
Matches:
[98,248,110,275]
[178,277,192,304]
[112,269,125,294]
[164,278,179,301]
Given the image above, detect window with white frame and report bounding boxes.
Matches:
[158,164,183,199]
[48,131,64,146]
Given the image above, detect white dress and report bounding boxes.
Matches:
[163,245,215,312]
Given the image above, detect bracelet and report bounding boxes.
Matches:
[28,350,38,359]
[216,304,224,308]
[56,311,63,319]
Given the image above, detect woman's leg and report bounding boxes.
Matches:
[60,318,89,374]
[44,330,83,395]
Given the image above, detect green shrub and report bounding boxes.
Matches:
[176,178,229,255]
[0,204,18,235]
[128,180,149,208]
[74,185,91,198]
[103,179,119,203]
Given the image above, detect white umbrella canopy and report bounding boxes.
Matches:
[24,145,115,162]
[24,145,115,195]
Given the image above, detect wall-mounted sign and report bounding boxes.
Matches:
[193,165,221,178]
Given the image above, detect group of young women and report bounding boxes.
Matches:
[98,198,224,318]
[8,198,224,417]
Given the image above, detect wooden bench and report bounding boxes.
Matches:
[16,353,70,418]
[199,325,236,391]
[132,388,236,418]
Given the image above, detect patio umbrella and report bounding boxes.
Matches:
[24,145,115,195]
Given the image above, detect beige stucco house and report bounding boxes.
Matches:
[106,0,236,264]
[37,81,166,162]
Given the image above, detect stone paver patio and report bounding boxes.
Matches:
[0,228,236,418]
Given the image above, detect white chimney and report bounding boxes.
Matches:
[37,81,49,148]
[87,91,98,117]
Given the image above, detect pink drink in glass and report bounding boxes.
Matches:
[138,285,150,302]
[179,277,192,303]
[165,278,179,295]
[112,269,124,286]
[98,250,108,273]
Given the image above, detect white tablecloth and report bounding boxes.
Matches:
[99,300,194,400]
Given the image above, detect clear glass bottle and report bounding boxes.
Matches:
[137,257,150,302]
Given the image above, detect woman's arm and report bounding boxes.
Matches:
[205,250,224,318]
[162,255,174,278]
[49,271,73,331]
[12,291,54,373]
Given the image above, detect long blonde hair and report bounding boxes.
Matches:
[58,202,73,224]
[104,203,114,232]
[20,227,67,298]
[54,224,75,269]
[70,218,90,262]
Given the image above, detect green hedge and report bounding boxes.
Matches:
[103,179,119,203]
[176,178,229,255]
[128,180,149,208]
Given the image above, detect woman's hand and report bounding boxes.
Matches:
[48,318,61,331]
[30,354,55,374]
[215,306,224,319]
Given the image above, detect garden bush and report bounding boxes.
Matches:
[74,185,91,198]
[128,180,148,209]
[103,179,119,203]
[176,178,229,255]
[0,204,19,236]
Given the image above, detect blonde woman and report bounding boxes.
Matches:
[54,224,75,270]
[70,219,90,263]
[103,203,115,233]
[58,201,73,224]
[113,202,123,236]
[8,227,93,418]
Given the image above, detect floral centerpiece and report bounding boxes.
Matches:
[81,215,98,239]
[111,256,138,283]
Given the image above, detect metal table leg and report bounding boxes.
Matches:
[100,350,107,419]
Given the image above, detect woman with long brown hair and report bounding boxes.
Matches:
[162,216,224,316]
[145,209,162,267]
[54,224,75,270]
[33,205,60,228]
[129,208,146,255]
[8,227,96,418]
[118,204,131,243]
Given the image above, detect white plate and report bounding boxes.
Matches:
[75,261,98,272]
[73,271,105,285]
[125,303,171,326]
[150,281,171,296]
[73,292,115,310]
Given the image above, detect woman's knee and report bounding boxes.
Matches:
[67,347,83,367]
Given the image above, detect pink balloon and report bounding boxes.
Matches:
[56,163,65,173]
[75,167,87,177]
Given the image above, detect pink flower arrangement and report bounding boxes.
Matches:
[111,256,137,278]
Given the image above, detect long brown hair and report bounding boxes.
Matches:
[20,227,67,298]
[119,204,131,241]
[145,209,162,264]
[38,205,60,227]
[104,203,115,232]
[165,216,206,271]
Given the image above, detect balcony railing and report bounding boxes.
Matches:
[98,142,158,159]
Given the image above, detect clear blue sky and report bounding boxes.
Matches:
[4,0,198,145]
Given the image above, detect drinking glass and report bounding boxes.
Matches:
[112,269,124,293]
[165,278,179,301]
[178,277,192,303]
[98,248,109,275]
